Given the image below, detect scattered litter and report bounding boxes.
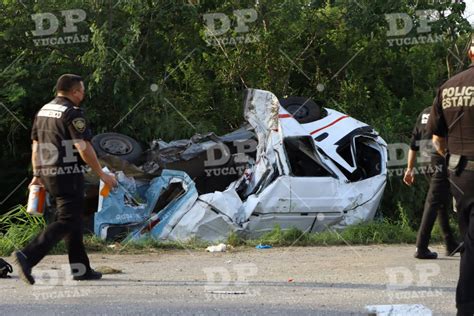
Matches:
[95,266,123,274]
[206,243,227,252]
[365,304,432,316]
[288,278,294,282]
[207,290,247,295]
[225,260,232,264]
[256,244,272,249]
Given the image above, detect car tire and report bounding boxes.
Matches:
[279,96,323,124]
[92,133,143,164]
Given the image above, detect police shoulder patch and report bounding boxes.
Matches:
[72,118,86,133]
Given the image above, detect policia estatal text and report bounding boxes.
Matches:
[428,40,474,316]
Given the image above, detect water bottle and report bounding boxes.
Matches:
[26,185,46,216]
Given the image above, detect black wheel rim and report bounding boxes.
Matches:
[100,137,133,156]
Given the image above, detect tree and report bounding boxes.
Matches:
[0,0,471,226]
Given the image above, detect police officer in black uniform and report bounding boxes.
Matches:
[404,106,459,259]
[15,74,117,285]
[428,37,474,316]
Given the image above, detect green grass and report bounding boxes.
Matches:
[0,205,213,256]
[0,204,459,257]
[226,220,419,248]
[0,205,45,256]
[227,216,459,248]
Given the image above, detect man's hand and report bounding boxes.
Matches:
[403,168,415,186]
[99,171,118,189]
[404,149,417,186]
[29,176,43,189]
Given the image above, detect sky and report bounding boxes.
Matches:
[466,1,474,27]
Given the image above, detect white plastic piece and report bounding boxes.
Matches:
[97,166,111,212]
[206,243,227,252]
[365,304,432,316]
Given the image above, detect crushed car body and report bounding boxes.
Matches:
[94,89,388,242]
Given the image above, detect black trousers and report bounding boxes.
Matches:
[416,155,456,249]
[450,167,474,316]
[21,191,91,274]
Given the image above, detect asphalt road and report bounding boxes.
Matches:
[0,244,461,315]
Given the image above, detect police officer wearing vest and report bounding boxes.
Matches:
[15,74,117,285]
[428,37,474,316]
[404,106,459,259]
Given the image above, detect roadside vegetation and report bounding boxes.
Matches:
[0,0,472,228]
[0,204,458,257]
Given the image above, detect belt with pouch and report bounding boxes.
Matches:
[448,154,474,172]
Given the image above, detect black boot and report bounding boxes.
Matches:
[73,269,102,281]
[414,248,438,259]
[447,242,464,256]
[14,251,35,285]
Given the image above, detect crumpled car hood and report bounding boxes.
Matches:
[94,89,388,242]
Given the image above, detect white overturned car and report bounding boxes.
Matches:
[94,89,388,242]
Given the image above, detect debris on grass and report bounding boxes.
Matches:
[206,243,227,252]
